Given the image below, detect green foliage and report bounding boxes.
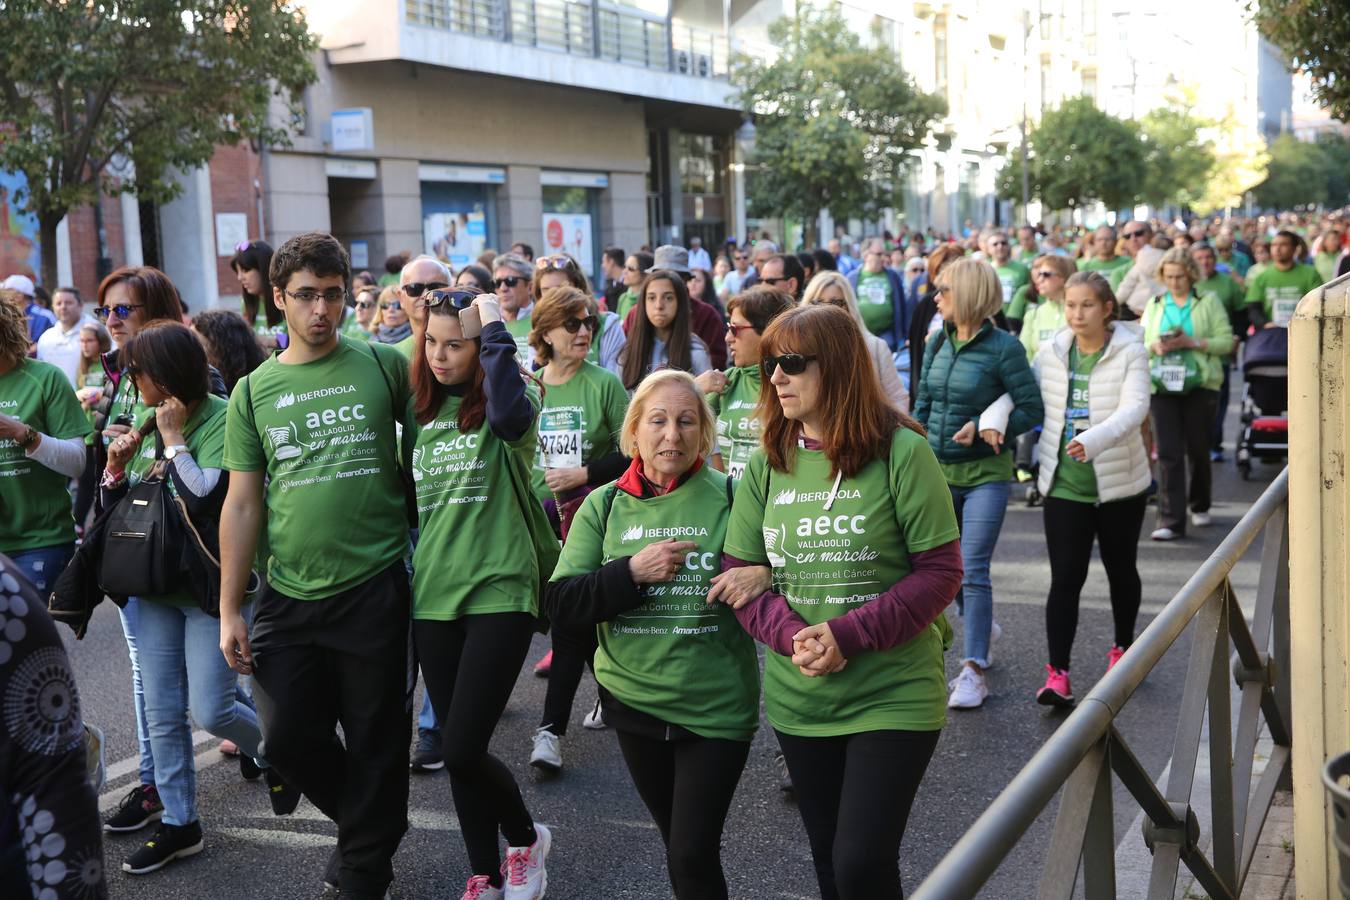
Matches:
[732,3,944,241]
[0,0,317,282]
[1139,104,1217,209]
[1251,133,1350,209]
[1255,0,1350,123]
[996,97,1145,211]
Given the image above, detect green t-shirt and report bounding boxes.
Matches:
[338,307,371,342]
[708,365,762,479]
[411,384,542,620]
[1244,264,1322,326]
[1315,251,1339,284]
[505,315,533,368]
[615,289,639,321]
[724,430,960,736]
[994,262,1030,308]
[1078,255,1131,278]
[1020,300,1066,362]
[939,452,1014,487]
[1006,284,1034,323]
[531,362,629,503]
[393,333,416,359]
[126,395,229,606]
[80,370,108,446]
[0,359,92,553]
[552,466,759,741]
[584,314,609,368]
[1195,273,1244,317]
[855,270,894,336]
[223,337,412,600]
[1048,344,1101,504]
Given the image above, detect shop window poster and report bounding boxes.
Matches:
[425,210,486,271]
[542,213,593,276]
[0,169,40,280]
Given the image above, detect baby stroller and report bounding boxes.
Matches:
[1236,326,1288,480]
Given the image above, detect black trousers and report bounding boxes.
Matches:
[250,561,411,900]
[539,621,598,736]
[1149,388,1218,533]
[73,443,98,528]
[1042,493,1147,670]
[615,730,751,900]
[1210,361,1231,450]
[414,612,536,881]
[775,729,940,900]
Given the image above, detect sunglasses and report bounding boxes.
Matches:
[726,322,756,336]
[423,289,479,311]
[1123,230,1147,239]
[733,255,748,261]
[537,255,575,271]
[94,303,145,321]
[762,353,817,377]
[402,281,449,298]
[1033,269,1061,279]
[493,276,526,289]
[761,276,788,286]
[379,301,400,310]
[562,315,599,334]
[355,300,375,310]
[234,240,252,253]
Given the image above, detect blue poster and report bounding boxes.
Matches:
[0,169,40,280]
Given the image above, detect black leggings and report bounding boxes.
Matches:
[413,613,537,881]
[775,728,940,900]
[73,443,97,529]
[615,730,750,900]
[1042,493,1147,670]
[539,621,598,736]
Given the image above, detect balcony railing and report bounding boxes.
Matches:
[405,0,730,79]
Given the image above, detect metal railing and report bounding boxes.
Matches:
[913,467,1292,900]
[406,0,730,79]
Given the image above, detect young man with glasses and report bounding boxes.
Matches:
[721,245,751,298]
[219,232,414,900]
[986,231,1030,314]
[393,255,452,358]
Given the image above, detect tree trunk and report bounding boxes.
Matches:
[38,212,61,289]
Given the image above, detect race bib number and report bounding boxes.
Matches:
[1272,298,1297,327]
[1065,407,1089,441]
[537,409,583,468]
[1158,354,1187,393]
[861,280,887,305]
[727,459,746,479]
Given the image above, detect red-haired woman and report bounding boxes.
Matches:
[408,286,555,900]
[717,304,963,900]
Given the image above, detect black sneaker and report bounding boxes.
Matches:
[410,728,444,773]
[104,784,163,833]
[239,754,262,782]
[264,767,302,815]
[122,821,203,874]
[775,751,795,798]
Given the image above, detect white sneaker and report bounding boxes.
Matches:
[986,621,1002,668]
[503,822,551,899]
[461,874,504,899]
[1150,527,1178,541]
[529,728,561,772]
[582,698,607,730]
[1190,512,1212,527]
[947,665,988,709]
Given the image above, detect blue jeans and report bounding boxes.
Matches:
[136,599,265,826]
[418,688,437,734]
[949,480,1011,669]
[118,597,156,787]
[9,543,73,596]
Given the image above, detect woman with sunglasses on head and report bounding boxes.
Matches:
[912,259,1042,710]
[546,369,760,900]
[720,304,963,900]
[526,286,630,772]
[619,270,713,391]
[533,253,627,377]
[615,251,654,321]
[695,287,795,478]
[801,271,909,412]
[371,285,413,345]
[101,322,298,875]
[409,286,555,899]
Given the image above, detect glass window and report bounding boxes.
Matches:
[679,133,725,195]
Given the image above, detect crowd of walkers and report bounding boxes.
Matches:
[0,208,1322,899]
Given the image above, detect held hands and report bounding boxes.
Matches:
[544,466,588,493]
[706,565,771,609]
[628,539,699,585]
[979,428,1004,453]
[791,622,847,677]
[1066,439,1088,462]
[952,421,976,447]
[219,613,253,675]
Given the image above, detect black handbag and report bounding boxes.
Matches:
[98,434,187,598]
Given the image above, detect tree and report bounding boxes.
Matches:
[1253,133,1332,209]
[1139,101,1216,210]
[0,1,316,287]
[1255,0,1350,123]
[1193,114,1269,215]
[731,3,945,247]
[996,97,1145,213]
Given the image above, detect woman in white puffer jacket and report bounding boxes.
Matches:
[1030,271,1150,708]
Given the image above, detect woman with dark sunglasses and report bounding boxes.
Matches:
[615,252,654,320]
[532,253,627,377]
[408,286,556,899]
[719,303,963,900]
[525,286,630,773]
[1017,255,1075,363]
[372,285,413,345]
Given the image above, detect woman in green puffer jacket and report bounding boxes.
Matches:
[913,258,1044,710]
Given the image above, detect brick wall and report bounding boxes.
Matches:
[209,142,264,304]
[64,193,125,302]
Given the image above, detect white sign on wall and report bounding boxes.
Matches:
[350,240,370,270]
[542,213,594,276]
[331,108,374,153]
[215,212,248,257]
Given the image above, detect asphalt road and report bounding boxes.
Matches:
[63,410,1282,900]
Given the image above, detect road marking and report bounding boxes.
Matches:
[216,827,337,848]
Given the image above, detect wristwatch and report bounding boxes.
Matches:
[17,425,38,450]
[163,444,190,460]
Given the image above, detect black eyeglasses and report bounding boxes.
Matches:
[493,276,526,289]
[284,288,347,304]
[355,300,375,310]
[1033,269,1061,279]
[94,304,145,321]
[733,255,748,261]
[761,276,788,286]
[402,281,449,298]
[423,289,479,311]
[1123,229,1148,239]
[562,315,599,334]
[762,353,817,377]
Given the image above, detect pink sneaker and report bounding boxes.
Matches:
[1036,664,1074,707]
[503,823,550,898]
[533,650,553,678]
[1107,646,1126,671]
[461,874,504,900]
